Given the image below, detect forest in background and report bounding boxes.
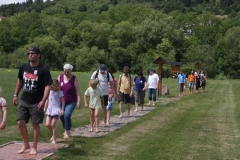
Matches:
[0,0,240,78]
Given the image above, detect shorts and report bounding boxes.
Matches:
[103,95,108,106]
[47,115,59,119]
[17,100,44,124]
[118,92,131,104]
[134,90,145,104]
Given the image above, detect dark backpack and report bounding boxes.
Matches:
[95,70,110,82]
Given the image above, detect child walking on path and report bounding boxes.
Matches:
[106,69,117,126]
[0,87,7,130]
[44,79,65,144]
[84,79,104,133]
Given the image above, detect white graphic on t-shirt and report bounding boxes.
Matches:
[23,72,38,92]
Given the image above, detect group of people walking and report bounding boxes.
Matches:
[0,46,161,155]
[177,70,207,96]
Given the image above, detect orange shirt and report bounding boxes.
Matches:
[188,75,195,82]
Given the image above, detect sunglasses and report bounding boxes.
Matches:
[64,71,71,74]
[27,52,36,55]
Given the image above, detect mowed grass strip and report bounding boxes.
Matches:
[1,68,240,160]
[60,80,240,160]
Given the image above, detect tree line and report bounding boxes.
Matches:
[0,0,240,78]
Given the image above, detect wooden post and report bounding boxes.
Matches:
[195,62,201,71]
[158,63,163,96]
[153,57,168,97]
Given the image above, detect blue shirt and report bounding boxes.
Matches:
[178,73,185,84]
[134,76,147,91]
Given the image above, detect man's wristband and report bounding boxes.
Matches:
[14,94,18,97]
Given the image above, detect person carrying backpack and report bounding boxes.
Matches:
[117,66,134,117]
[90,64,114,126]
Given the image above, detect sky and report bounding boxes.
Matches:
[0,0,26,5]
[0,0,47,5]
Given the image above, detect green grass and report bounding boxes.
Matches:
[1,68,240,159]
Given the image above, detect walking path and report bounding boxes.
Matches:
[0,105,157,160]
[71,106,156,137]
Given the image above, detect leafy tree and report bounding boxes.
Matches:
[78,4,87,12]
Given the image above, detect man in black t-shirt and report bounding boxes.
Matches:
[13,46,52,155]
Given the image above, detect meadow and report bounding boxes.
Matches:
[1,68,240,160]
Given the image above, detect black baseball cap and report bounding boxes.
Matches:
[28,46,41,54]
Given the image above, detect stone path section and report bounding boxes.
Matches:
[71,106,156,137]
[0,141,65,160]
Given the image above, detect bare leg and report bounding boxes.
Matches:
[95,108,99,133]
[17,120,30,154]
[119,101,123,117]
[63,130,71,138]
[106,110,110,126]
[51,118,58,144]
[134,102,138,112]
[45,116,53,141]
[127,103,131,116]
[29,123,40,155]
[148,101,152,106]
[89,109,94,132]
[102,107,107,126]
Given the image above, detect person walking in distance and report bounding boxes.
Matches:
[133,71,147,111]
[106,69,117,126]
[90,64,114,126]
[117,66,134,117]
[12,46,53,155]
[147,69,159,106]
[177,71,185,96]
[188,71,195,94]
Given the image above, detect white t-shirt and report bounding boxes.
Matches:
[90,70,113,95]
[147,73,159,89]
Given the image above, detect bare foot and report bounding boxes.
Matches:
[17,145,30,154]
[95,129,100,133]
[50,136,53,141]
[119,114,122,118]
[63,135,70,139]
[89,128,93,132]
[134,109,138,112]
[51,140,56,144]
[29,148,37,155]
